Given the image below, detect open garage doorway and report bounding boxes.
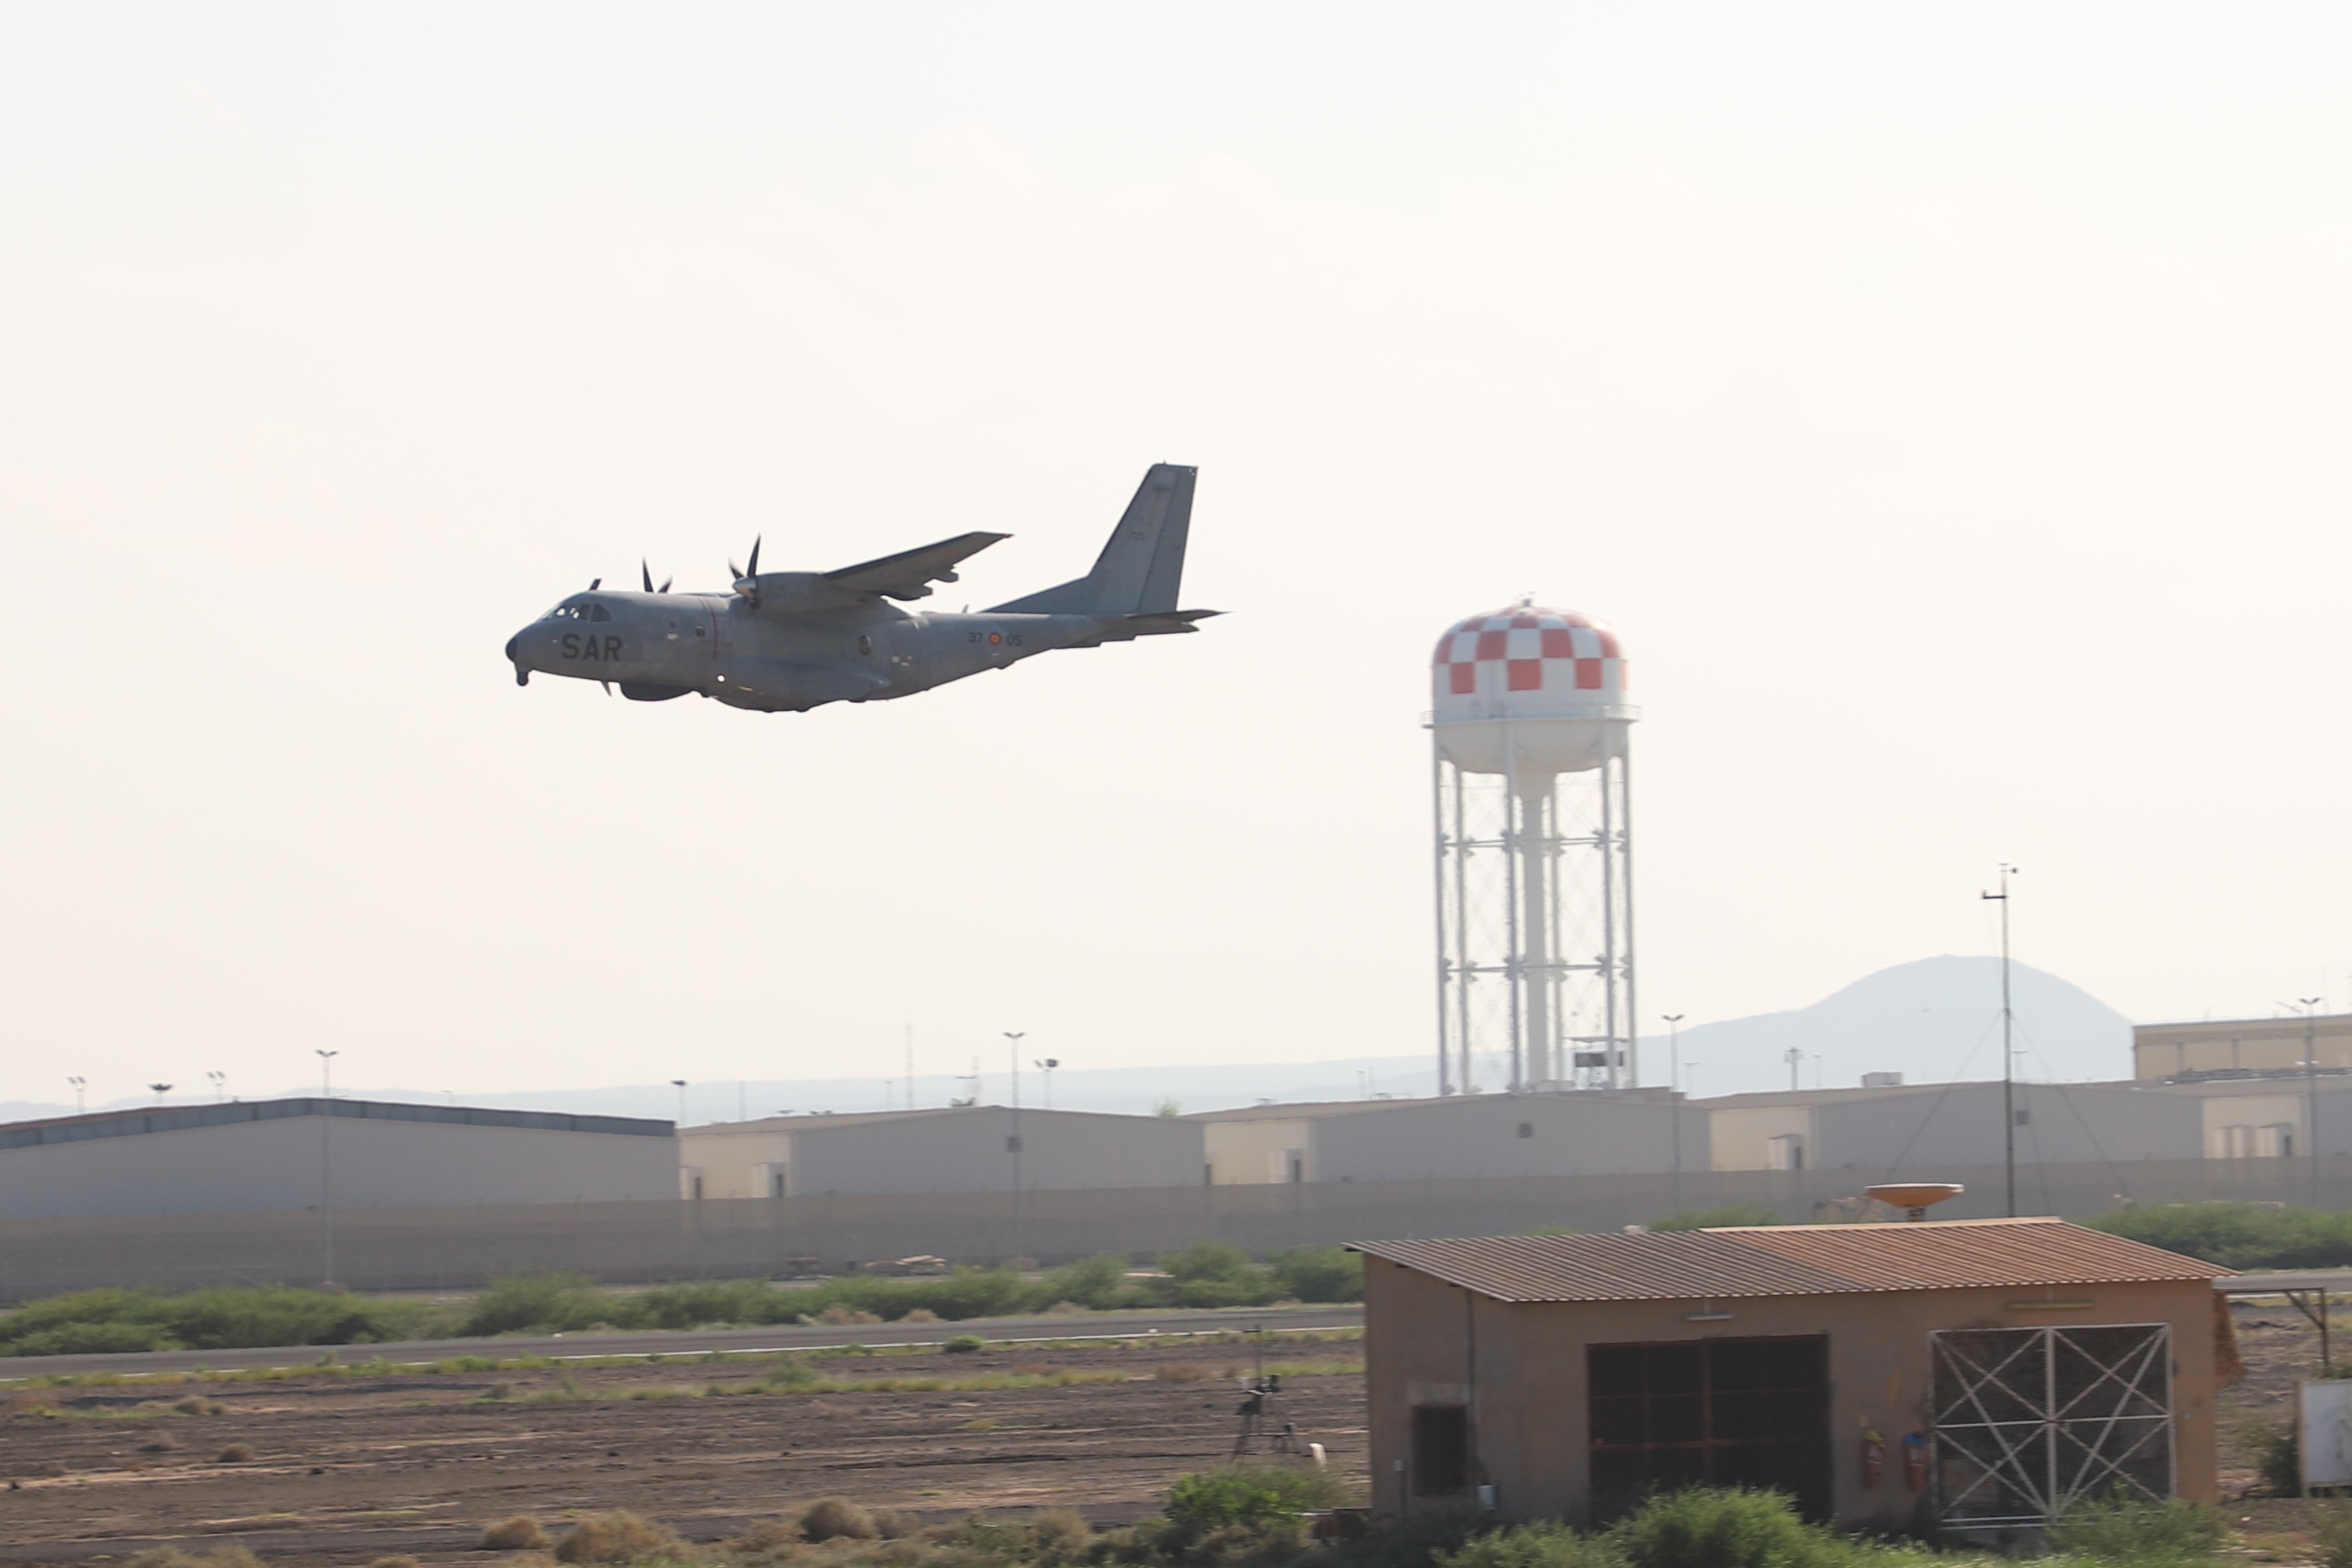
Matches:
[1587,1335,1832,1521]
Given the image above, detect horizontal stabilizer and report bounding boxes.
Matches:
[826,531,1010,601]
[1087,608,1222,643]
[990,464,1196,616]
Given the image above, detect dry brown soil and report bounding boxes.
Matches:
[0,1335,1364,1567]
[0,1302,2340,1567]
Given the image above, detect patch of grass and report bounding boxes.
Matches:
[2045,1496,2223,1562]
[944,1334,986,1354]
[2312,1501,2352,1568]
[1439,1520,1621,1568]
[122,1549,270,1568]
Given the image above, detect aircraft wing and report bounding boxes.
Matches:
[823,531,1011,602]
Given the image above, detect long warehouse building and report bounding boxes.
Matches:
[0,1099,678,1220]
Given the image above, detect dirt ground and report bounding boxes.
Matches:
[0,1333,1365,1567]
[0,1303,2342,1567]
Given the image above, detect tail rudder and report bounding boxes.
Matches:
[989,463,1196,615]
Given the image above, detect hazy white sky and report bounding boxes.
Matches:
[3,3,2348,1107]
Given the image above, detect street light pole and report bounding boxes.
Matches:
[1033,1057,1059,1111]
[315,1050,339,1286]
[67,1076,85,1113]
[670,1079,687,1127]
[206,1071,226,1103]
[147,1083,172,1104]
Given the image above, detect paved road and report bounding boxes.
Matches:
[0,1302,1364,1378]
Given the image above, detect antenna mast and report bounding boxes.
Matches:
[1981,865,2017,1217]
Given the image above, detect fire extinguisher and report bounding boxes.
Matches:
[1901,1430,1929,1493]
[1860,1428,1885,1488]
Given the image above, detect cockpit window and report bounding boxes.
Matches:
[590,603,612,622]
[546,598,614,622]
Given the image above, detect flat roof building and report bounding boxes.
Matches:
[0,1099,676,1220]
[2134,1012,2352,1082]
[1356,1218,2230,1532]
[1699,1080,2202,1171]
[1192,1092,1707,1185]
[678,1105,1205,1200]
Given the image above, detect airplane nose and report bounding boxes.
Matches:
[504,636,518,662]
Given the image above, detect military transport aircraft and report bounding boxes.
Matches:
[505,463,1213,712]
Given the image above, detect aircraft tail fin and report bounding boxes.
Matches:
[988,463,1196,615]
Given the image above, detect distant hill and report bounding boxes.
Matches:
[1656,955,2133,1098]
[0,955,2135,1128]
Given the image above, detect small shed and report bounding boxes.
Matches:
[1354,1218,2232,1532]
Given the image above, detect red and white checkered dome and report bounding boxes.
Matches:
[1431,603,1627,709]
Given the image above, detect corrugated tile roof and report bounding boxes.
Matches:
[1351,1218,2230,1303]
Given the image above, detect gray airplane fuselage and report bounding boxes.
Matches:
[506,462,1211,713]
[506,594,1128,712]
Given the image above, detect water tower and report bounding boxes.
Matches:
[1431,599,1638,1094]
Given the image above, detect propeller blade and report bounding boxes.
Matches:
[642,559,654,593]
[659,576,673,594]
[747,536,761,578]
[601,680,612,696]
[728,559,741,582]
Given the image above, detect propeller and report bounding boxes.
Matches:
[729,536,764,604]
[641,560,672,594]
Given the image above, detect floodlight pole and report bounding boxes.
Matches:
[67,1076,85,1113]
[1982,867,2016,1217]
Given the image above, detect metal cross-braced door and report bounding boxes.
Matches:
[1930,1324,2173,1527]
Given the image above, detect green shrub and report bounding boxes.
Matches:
[2231,1409,2300,1495]
[481,1515,552,1551]
[944,1334,986,1354]
[1606,1486,1836,1568]
[798,1496,880,1542]
[2045,1495,2223,1562]
[1039,1253,1130,1310]
[1646,1205,1782,1233]
[1162,1465,1353,1544]
[458,1273,616,1336]
[0,1282,434,1358]
[553,1509,685,1562]
[2081,1202,2352,1270]
[1032,1507,1094,1560]
[6,1319,182,1356]
[1265,1247,1363,1304]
